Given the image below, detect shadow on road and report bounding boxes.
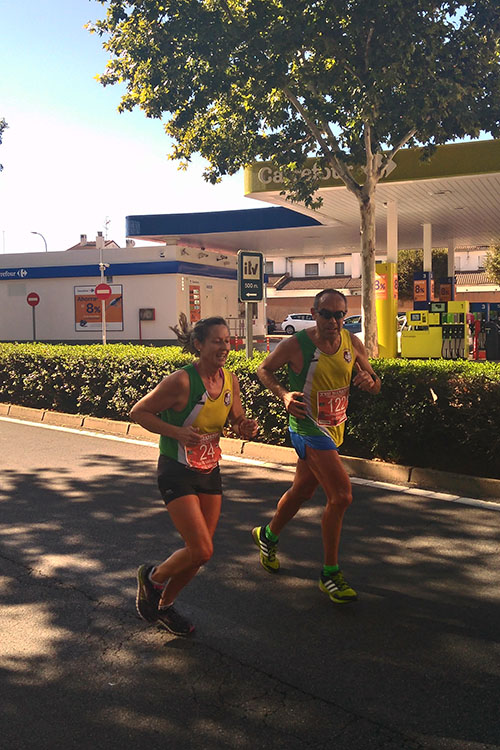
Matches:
[1,452,499,750]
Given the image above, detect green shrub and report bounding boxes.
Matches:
[1,343,499,479]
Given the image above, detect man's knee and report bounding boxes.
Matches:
[326,486,352,510]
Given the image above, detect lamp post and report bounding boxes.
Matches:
[31,231,48,252]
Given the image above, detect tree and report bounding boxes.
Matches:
[0,118,8,172]
[485,244,500,286]
[398,248,448,300]
[90,1,500,354]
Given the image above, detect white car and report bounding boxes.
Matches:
[281,313,316,334]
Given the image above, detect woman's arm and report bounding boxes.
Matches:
[130,370,202,447]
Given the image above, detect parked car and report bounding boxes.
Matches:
[281,313,315,334]
[343,314,362,334]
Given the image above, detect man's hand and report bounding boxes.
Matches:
[352,362,377,392]
[283,390,308,418]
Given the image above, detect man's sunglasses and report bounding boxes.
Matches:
[317,308,347,321]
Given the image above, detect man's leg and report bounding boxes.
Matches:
[303,447,357,603]
[253,460,318,572]
[269,459,319,536]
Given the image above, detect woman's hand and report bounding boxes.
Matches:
[237,417,259,440]
[175,425,203,447]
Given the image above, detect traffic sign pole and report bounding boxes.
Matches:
[26,293,40,341]
[95,283,112,345]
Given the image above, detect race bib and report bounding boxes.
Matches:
[317,386,350,427]
[185,432,221,472]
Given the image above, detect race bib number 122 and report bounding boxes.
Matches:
[317,386,350,427]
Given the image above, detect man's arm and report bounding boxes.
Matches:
[350,334,381,394]
[257,337,307,418]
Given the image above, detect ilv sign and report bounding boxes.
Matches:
[237,250,263,302]
[237,250,264,358]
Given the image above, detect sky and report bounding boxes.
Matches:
[0,0,261,256]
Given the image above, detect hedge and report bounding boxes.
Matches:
[1,343,499,479]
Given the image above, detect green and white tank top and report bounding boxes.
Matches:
[288,328,355,447]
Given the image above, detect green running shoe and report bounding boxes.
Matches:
[319,570,358,604]
[252,526,280,573]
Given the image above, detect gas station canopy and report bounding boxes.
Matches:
[127,140,500,256]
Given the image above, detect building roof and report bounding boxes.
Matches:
[456,270,498,286]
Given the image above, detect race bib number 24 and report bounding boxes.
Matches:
[185,432,221,472]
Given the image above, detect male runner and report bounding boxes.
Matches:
[253,288,380,603]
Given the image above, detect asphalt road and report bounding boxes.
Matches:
[1,418,499,750]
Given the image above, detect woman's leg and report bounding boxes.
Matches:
[152,493,222,605]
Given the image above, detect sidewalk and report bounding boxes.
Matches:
[1,401,499,502]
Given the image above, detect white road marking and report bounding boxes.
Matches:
[1,415,498,510]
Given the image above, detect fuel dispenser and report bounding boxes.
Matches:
[469,303,489,360]
[400,301,472,359]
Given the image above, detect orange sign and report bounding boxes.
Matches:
[375,273,387,300]
[393,273,398,300]
[74,285,123,331]
[189,284,201,323]
[413,279,428,301]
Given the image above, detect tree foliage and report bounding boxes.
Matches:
[398,248,449,299]
[89,1,500,353]
[0,118,8,172]
[485,244,500,286]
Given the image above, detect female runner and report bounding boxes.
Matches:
[131,314,258,636]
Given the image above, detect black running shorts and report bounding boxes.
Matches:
[157,454,222,505]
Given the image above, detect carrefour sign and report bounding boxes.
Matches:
[0,268,29,279]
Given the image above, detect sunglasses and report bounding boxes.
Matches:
[317,308,347,321]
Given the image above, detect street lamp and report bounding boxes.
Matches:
[31,231,48,252]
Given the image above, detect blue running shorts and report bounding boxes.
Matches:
[289,429,338,460]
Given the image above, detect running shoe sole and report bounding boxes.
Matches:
[136,564,161,622]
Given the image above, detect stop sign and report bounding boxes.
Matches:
[95,283,112,300]
[27,292,40,307]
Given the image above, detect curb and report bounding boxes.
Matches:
[2,403,499,502]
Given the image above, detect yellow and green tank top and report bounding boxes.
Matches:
[159,363,233,471]
[288,328,355,447]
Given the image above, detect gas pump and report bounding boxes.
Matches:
[400,301,472,359]
[469,303,489,360]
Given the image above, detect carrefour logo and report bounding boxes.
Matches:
[0,267,29,279]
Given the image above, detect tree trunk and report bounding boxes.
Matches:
[359,194,378,357]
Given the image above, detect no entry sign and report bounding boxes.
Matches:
[27,292,40,307]
[95,283,112,300]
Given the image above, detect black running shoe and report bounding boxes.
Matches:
[156,605,195,636]
[136,564,162,622]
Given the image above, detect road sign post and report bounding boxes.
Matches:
[237,251,264,357]
[95,282,112,345]
[27,292,40,340]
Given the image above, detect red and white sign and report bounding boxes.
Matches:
[27,292,40,307]
[95,283,112,300]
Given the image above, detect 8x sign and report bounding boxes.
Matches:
[237,250,263,302]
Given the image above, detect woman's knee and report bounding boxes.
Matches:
[189,540,213,567]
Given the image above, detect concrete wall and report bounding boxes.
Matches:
[0,244,266,343]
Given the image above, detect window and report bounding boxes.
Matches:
[335,262,345,275]
[478,255,486,270]
[305,263,319,276]
[264,260,274,274]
